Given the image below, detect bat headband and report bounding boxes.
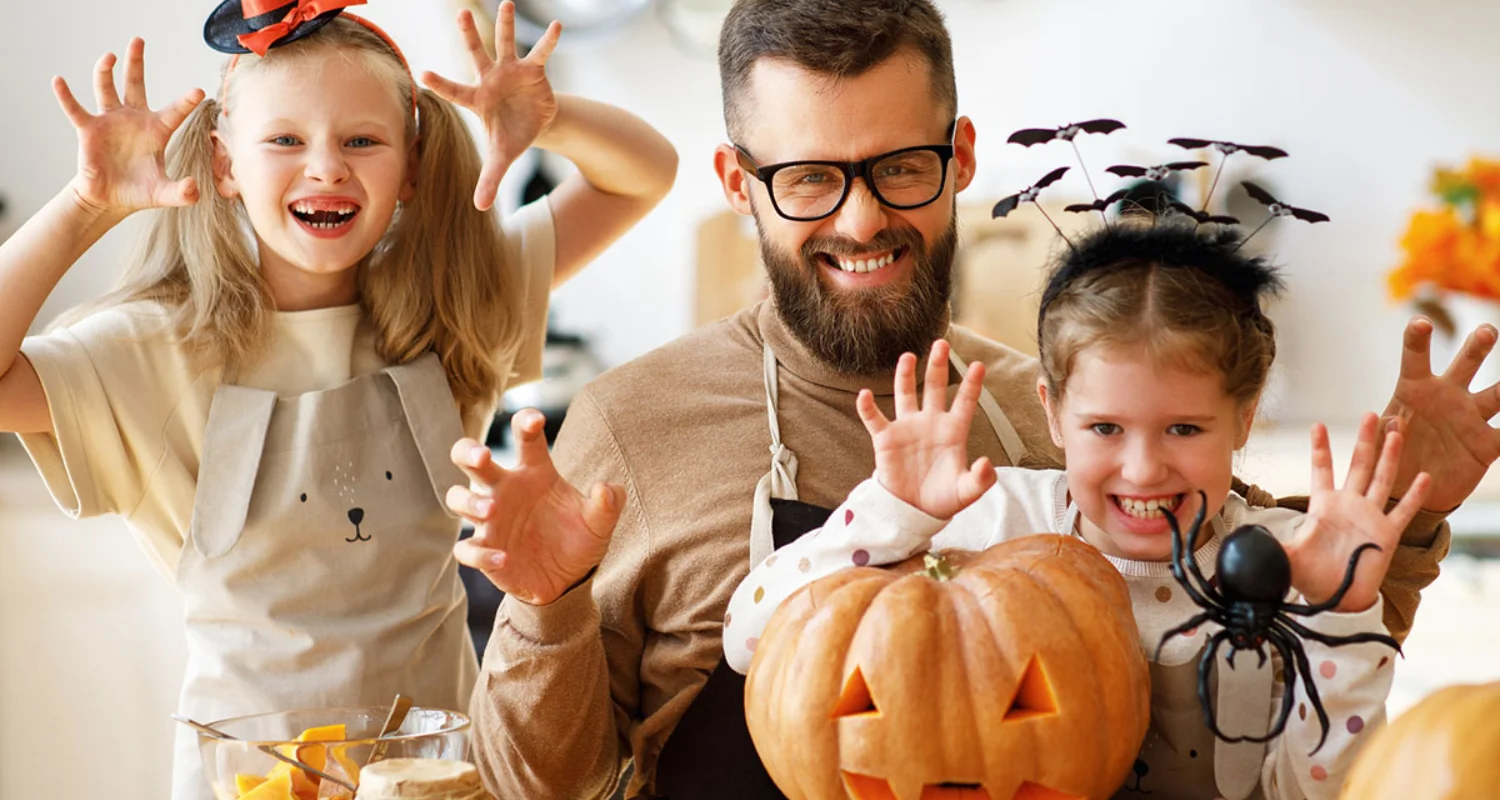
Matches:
[991,119,1316,319]
[205,0,417,115]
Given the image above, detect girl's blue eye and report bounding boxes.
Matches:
[1090,423,1121,436]
[1168,424,1203,436]
[348,137,376,148]
[271,135,300,147]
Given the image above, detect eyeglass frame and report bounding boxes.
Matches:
[732,120,960,222]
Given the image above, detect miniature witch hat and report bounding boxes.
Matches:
[204,0,366,56]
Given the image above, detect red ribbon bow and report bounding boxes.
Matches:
[237,0,367,56]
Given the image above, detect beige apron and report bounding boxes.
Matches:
[172,354,476,800]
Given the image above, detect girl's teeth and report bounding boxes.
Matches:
[837,252,897,273]
[1117,496,1180,519]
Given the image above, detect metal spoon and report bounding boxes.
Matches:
[366,693,413,766]
[172,715,360,793]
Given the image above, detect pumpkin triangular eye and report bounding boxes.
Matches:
[1004,655,1058,721]
[831,666,879,718]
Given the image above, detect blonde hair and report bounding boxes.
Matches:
[78,18,523,415]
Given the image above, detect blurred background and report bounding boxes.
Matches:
[3,1,1500,797]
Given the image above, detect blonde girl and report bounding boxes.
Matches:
[0,2,674,797]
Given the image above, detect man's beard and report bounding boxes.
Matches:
[758,213,956,375]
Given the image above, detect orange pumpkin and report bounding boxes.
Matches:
[745,534,1151,800]
[1341,681,1500,799]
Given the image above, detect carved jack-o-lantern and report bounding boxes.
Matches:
[745,535,1150,800]
[1340,681,1500,799]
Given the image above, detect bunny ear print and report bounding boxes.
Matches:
[204,0,364,55]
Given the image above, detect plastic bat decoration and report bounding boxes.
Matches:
[1008,119,1126,147]
[1168,138,1289,161]
[1241,181,1330,223]
[1065,188,1131,215]
[992,166,1070,218]
[1106,161,1209,181]
[1168,202,1241,226]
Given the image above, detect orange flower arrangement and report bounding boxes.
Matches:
[1389,156,1500,301]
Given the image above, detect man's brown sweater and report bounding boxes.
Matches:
[467,301,1449,799]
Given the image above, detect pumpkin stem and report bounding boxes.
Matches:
[923,552,959,581]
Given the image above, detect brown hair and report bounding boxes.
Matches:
[1037,223,1283,410]
[70,18,523,416]
[717,0,956,142]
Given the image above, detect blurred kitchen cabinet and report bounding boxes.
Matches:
[694,210,768,328]
[0,447,186,800]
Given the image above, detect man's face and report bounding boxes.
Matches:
[714,51,977,374]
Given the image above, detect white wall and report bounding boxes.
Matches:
[4,0,1497,426]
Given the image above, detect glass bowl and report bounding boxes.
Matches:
[196,706,471,800]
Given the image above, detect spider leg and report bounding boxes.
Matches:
[1155,611,1213,661]
[1283,543,1381,615]
[1274,616,1402,658]
[1164,494,1226,613]
[1197,629,1240,743]
[1260,630,1298,743]
[1255,640,1269,669]
[1181,491,1217,594]
[1271,626,1332,754]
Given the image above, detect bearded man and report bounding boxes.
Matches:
[444,1,1486,797]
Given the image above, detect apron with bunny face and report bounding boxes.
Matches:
[171,354,475,800]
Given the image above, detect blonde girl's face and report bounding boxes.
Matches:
[213,49,414,304]
[1039,345,1256,563]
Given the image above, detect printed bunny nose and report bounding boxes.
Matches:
[348,508,365,526]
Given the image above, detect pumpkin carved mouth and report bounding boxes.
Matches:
[840,772,1083,800]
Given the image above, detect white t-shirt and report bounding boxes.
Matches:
[16,199,555,580]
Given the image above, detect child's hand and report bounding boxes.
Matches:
[1285,413,1432,612]
[446,409,624,606]
[857,339,996,520]
[54,38,204,216]
[422,2,561,211]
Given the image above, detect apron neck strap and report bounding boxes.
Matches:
[947,348,1028,467]
[750,342,800,567]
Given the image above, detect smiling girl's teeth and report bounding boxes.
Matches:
[1115,495,1181,519]
[291,202,359,229]
[837,252,897,273]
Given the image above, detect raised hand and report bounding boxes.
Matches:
[856,339,996,519]
[53,38,205,215]
[421,2,561,211]
[446,409,624,606]
[1286,412,1432,612]
[1379,316,1500,512]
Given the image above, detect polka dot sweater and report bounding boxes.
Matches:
[724,470,1395,800]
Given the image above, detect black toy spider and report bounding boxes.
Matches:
[1155,491,1401,754]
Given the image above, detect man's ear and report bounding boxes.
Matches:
[952,115,978,194]
[1037,376,1064,447]
[713,143,754,216]
[212,130,239,199]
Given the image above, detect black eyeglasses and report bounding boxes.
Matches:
[734,124,958,222]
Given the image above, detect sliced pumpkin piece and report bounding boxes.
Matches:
[235,774,268,796]
[239,772,294,800]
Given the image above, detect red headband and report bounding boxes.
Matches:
[221,12,418,118]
